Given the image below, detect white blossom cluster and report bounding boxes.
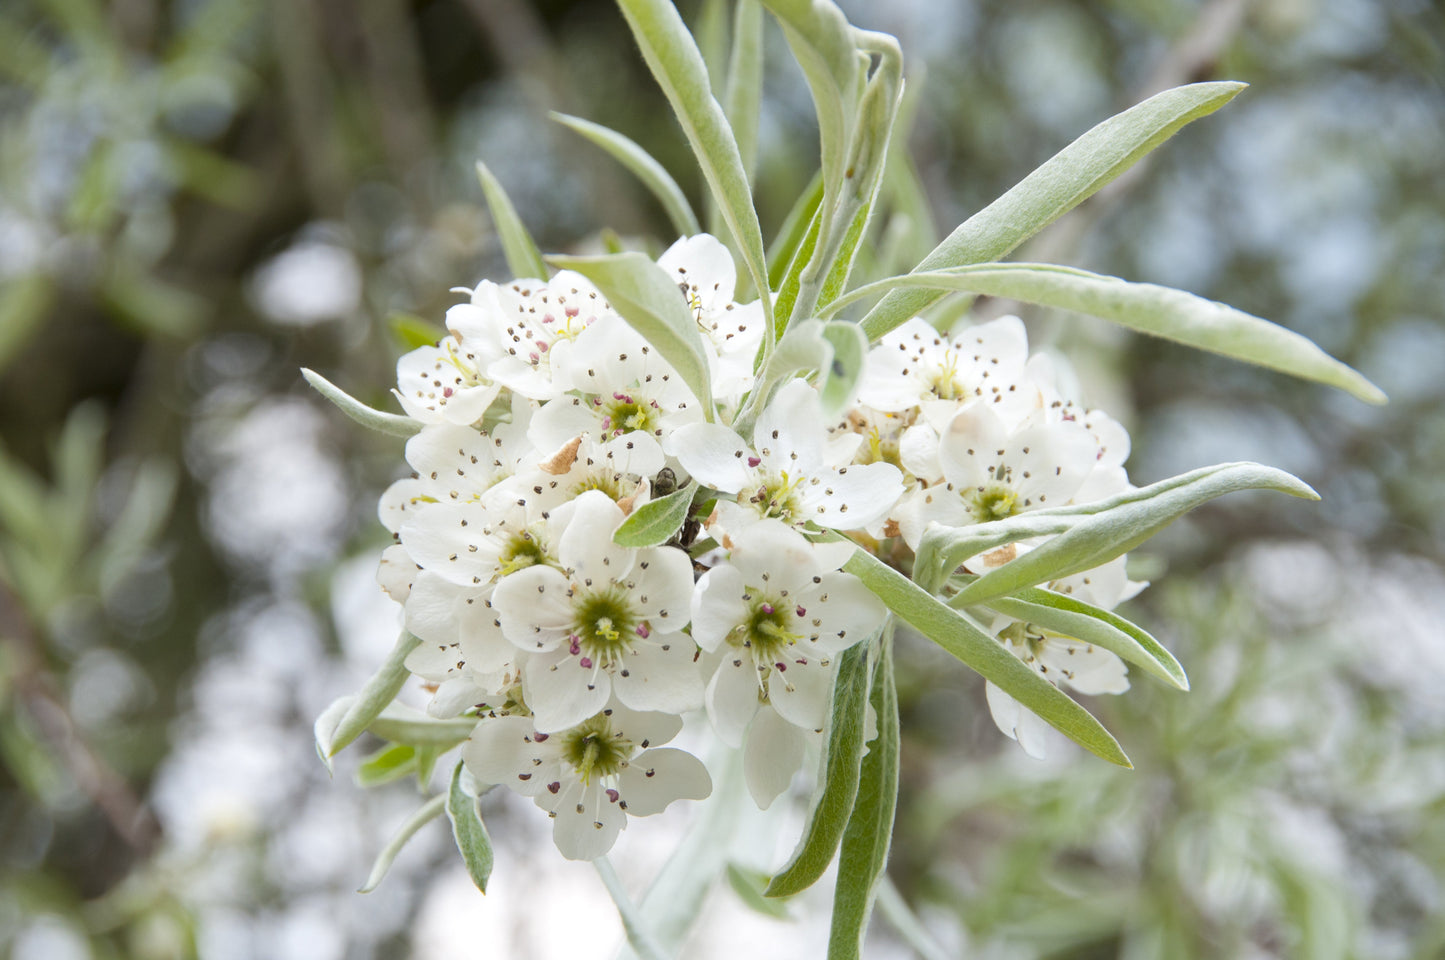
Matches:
[375,234,1143,859]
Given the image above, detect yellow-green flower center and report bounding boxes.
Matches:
[498,531,547,577]
[571,590,637,664]
[728,596,802,662]
[560,714,634,783]
[970,483,1018,522]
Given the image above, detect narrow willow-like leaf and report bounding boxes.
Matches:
[358,794,446,893]
[324,633,423,759]
[724,0,763,182]
[301,368,421,439]
[767,172,824,288]
[773,204,823,336]
[859,82,1247,341]
[765,638,872,897]
[827,631,899,960]
[367,703,478,748]
[984,587,1188,690]
[475,161,549,281]
[616,0,774,339]
[597,856,670,960]
[313,694,355,773]
[916,462,1308,591]
[548,252,716,421]
[844,549,1131,767]
[356,742,419,787]
[814,31,902,314]
[950,462,1320,608]
[727,864,791,919]
[550,112,701,238]
[830,265,1385,404]
[446,762,494,894]
[613,484,696,547]
[818,320,868,414]
[759,0,859,235]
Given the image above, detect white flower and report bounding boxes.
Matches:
[392,336,502,425]
[669,379,904,532]
[377,398,535,534]
[492,491,701,732]
[857,315,1032,425]
[396,481,557,590]
[448,271,615,402]
[658,234,764,405]
[690,520,884,806]
[400,572,517,716]
[462,702,711,860]
[897,403,1098,549]
[527,313,704,458]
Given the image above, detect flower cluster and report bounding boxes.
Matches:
[376,235,1143,858]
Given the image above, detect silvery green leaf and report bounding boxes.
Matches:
[550,112,700,239]
[830,264,1385,404]
[616,0,774,340]
[597,856,670,960]
[613,484,696,548]
[914,462,1301,591]
[446,762,494,894]
[767,172,823,288]
[772,205,822,336]
[859,82,1248,341]
[367,703,478,748]
[827,634,899,960]
[984,587,1189,691]
[356,742,418,788]
[314,694,356,774]
[358,794,445,893]
[818,320,868,414]
[695,0,730,96]
[548,252,716,421]
[727,864,791,919]
[759,0,860,236]
[724,0,763,182]
[475,161,549,281]
[948,462,1320,608]
[322,632,423,761]
[844,548,1131,767]
[766,637,873,898]
[301,368,422,438]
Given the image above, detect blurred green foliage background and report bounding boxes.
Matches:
[0,0,1441,958]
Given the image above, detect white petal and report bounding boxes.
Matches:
[800,572,887,653]
[618,747,712,817]
[1043,640,1130,696]
[754,380,824,472]
[493,565,574,651]
[659,234,736,310]
[524,648,612,733]
[767,657,834,731]
[611,639,704,715]
[461,715,545,785]
[797,462,904,530]
[376,543,416,601]
[551,781,626,860]
[691,566,749,652]
[937,404,1009,489]
[558,491,634,583]
[984,682,1049,760]
[631,546,695,631]
[705,652,761,747]
[743,707,807,809]
[667,422,755,493]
